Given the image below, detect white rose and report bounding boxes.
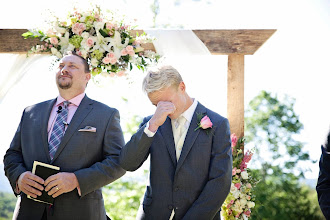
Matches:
[233,190,240,199]
[91,58,99,67]
[240,198,247,207]
[241,171,249,180]
[81,32,90,39]
[247,201,255,208]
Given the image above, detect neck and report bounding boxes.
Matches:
[183,94,194,112]
[59,89,85,100]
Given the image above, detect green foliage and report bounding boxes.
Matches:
[103,175,146,220]
[245,90,323,219]
[245,90,310,177]
[0,192,16,220]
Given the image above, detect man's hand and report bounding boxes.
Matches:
[149,101,176,132]
[17,171,44,198]
[44,172,79,198]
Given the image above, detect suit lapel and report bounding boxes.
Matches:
[159,117,177,166]
[51,95,93,163]
[41,99,57,163]
[175,103,207,173]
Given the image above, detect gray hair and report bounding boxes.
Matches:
[142,65,183,94]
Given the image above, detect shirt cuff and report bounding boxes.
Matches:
[144,121,156,137]
[77,186,81,196]
[15,180,21,194]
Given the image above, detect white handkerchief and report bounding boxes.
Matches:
[78,126,97,132]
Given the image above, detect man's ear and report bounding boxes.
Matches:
[179,81,186,92]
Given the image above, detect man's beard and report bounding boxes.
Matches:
[57,78,72,89]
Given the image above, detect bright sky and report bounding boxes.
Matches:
[0,0,329,182]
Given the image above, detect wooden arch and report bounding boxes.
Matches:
[0,29,276,140]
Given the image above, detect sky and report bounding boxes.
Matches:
[0,0,329,184]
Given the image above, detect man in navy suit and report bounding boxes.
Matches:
[317,128,330,219]
[119,65,232,219]
[4,52,125,220]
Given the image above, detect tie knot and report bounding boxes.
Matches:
[177,116,186,128]
[63,101,70,109]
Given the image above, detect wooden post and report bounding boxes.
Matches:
[227,54,244,139]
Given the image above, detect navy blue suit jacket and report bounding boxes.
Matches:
[317,146,330,219]
[119,103,232,220]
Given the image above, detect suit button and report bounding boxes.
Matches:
[174,187,179,192]
[168,205,173,210]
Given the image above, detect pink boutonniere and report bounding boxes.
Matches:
[194,113,213,134]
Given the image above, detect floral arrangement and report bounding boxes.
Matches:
[222,134,258,220]
[22,6,160,77]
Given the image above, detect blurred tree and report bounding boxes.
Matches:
[0,192,16,220]
[245,90,323,219]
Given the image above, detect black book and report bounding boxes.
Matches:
[27,161,60,205]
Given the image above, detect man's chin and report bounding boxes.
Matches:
[58,82,72,90]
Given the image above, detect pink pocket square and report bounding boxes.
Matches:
[78,126,96,132]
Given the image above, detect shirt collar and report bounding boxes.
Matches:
[55,93,85,107]
[173,98,198,128]
[181,98,198,124]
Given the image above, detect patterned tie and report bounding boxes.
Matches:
[49,101,70,160]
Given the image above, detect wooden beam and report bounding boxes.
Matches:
[0,29,276,55]
[227,54,244,139]
[0,29,155,54]
[193,29,276,55]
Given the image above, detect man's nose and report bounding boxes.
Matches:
[61,66,69,74]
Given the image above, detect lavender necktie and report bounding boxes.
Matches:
[49,101,70,160]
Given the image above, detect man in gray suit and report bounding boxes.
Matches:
[4,52,125,220]
[120,65,232,220]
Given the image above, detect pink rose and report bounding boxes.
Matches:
[126,45,134,52]
[247,195,251,200]
[234,183,241,189]
[86,38,94,47]
[110,58,117,65]
[231,133,238,147]
[107,52,115,58]
[50,37,58,45]
[246,183,252,189]
[230,200,234,204]
[128,50,135,56]
[121,49,128,56]
[227,204,231,209]
[102,57,111,64]
[200,116,212,129]
[244,210,251,217]
[232,167,237,176]
[72,23,86,35]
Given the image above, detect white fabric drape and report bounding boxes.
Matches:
[0,54,49,104]
[145,29,211,56]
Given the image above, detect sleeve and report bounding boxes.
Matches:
[74,109,126,197]
[119,117,154,171]
[316,146,330,219]
[182,118,233,219]
[3,111,27,196]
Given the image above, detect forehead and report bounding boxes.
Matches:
[148,87,177,104]
[60,55,84,65]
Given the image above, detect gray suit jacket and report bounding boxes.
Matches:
[120,103,232,220]
[4,95,126,220]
